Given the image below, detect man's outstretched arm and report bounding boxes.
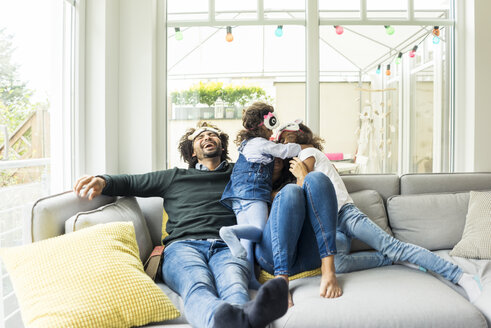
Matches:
[73,170,175,200]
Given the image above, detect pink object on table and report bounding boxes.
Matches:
[326,153,343,161]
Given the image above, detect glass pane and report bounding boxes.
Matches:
[1,0,71,325]
[167,0,209,21]
[385,80,400,173]
[319,0,360,19]
[264,0,305,19]
[411,69,434,173]
[215,0,256,20]
[414,0,450,19]
[367,0,407,19]
[167,24,305,168]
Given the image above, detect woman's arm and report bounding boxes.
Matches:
[289,156,316,186]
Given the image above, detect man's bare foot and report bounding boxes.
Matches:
[276,275,294,307]
[320,255,342,298]
[319,272,342,298]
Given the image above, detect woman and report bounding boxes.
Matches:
[254,156,343,307]
[275,120,483,303]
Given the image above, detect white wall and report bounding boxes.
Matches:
[455,0,491,172]
[84,0,119,175]
[84,0,165,175]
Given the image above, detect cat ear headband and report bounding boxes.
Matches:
[258,112,280,130]
[188,126,222,141]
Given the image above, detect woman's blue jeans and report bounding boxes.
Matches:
[162,240,250,328]
[255,172,338,276]
[335,203,463,283]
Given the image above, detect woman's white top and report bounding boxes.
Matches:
[298,147,354,212]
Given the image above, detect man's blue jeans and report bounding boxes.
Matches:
[335,203,463,283]
[162,240,250,328]
[255,172,338,276]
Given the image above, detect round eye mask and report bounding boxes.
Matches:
[260,112,280,130]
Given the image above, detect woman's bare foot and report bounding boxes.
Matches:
[320,256,342,298]
[276,275,294,307]
[319,272,342,298]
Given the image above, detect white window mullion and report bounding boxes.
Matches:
[306,0,320,134]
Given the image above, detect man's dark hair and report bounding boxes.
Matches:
[235,102,274,146]
[178,121,230,168]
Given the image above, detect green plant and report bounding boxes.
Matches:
[198,81,223,107]
[170,82,271,108]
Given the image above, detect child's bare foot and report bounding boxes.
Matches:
[320,272,342,298]
[320,255,342,298]
[276,275,294,307]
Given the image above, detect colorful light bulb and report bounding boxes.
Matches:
[395,52,403,64]
[226,26,234,42]
[386,64,391,76]
[409,45,418,58]
[174,27,183,41]
[334,25,344,35]
[385,25,395,35]
[433,36,440,44]
[275,25,283,37]
[376,64,381,74]
[433,26,440,37]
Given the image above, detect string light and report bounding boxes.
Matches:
[275,25,283,37]
[376,64,381,74]
[395,52,403,64]
[334,25,344,35]
[384,25,395,35]
[386,64,391,76]
[432,26,440,44]
[226,26,234,42]
[432,26,440,37]
[409,45,418,58]
[174,27,183,41]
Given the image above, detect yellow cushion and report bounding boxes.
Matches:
[258,267,322,284]
[162,209,169,239]
[0,222,180,328]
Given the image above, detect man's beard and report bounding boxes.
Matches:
[203,148,221,158]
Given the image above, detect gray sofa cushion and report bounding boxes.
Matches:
[349,190,392,252]
[65,197,153,262]
[271,266,487,328]
[400,172,491,195]
[387,192,469,251]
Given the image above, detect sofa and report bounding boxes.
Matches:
[30,172,491,328]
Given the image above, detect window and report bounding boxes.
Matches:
[164,0,454,175]
[0,0,78,326]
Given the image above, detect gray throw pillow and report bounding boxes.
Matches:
[450,191,491,259]
[349,190,392,252]
[65,197,153,262]
[387,192,469,251]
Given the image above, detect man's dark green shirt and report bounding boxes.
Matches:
[101,163,236,246]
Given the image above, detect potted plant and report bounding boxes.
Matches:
[198,82,222,119]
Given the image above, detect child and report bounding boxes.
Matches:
[220,102,303,289]
[276,120,483,303]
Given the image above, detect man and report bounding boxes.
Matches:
[73,122,288,328]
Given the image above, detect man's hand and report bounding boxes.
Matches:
[73,175,106,200]
[289,157,309,186]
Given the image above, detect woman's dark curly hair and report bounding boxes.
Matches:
[289,123,325,151]
[178,121,230,168]
[235,102,274,146]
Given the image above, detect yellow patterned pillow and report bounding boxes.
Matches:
[0,222,180,328]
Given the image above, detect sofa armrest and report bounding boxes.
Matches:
[31,191,116,242]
